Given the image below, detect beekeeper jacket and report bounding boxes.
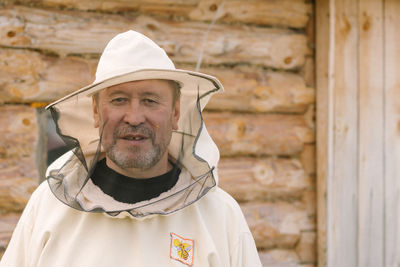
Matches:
[0,155,261,267]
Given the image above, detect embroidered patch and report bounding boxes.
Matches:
[170,232,194,266]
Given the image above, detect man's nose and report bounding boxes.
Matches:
[123,102,146,126]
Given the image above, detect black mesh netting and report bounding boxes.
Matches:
[46,72,222,218]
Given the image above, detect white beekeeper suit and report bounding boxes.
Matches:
[0,30,262,267]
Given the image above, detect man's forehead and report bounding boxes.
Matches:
[100,79,174,95]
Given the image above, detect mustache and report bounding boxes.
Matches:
[113,124,154,139]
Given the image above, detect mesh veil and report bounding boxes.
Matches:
[46,71,222,218]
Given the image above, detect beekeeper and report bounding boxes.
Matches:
[0,30,262,267]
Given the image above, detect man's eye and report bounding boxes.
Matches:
[143,98,157,104]
[111,98,128,104]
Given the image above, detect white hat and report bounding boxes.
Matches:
[48,30,223,106]
[45,30,224,217]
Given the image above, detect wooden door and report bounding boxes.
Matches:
[316,0,400,266]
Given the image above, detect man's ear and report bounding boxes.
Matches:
[172,97,180,130]
[92,96,100,128]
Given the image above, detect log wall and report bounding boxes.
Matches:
[0,1,316,265]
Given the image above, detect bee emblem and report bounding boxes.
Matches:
[174,239,192,260]
[170,233,194,266]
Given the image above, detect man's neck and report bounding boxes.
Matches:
[105,155,172,179]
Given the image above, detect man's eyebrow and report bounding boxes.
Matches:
[139,91,161,98]
[107,90,129,97]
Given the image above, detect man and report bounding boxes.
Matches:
[0,30,261,266]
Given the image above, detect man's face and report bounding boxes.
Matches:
[93,79,180,174]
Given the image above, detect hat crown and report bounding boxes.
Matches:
[95,30,176,83]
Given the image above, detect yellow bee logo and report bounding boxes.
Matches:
[173,238,192,260]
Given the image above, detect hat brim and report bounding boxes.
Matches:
[46,69,223,109]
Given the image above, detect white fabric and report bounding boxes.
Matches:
[0,181,262,267]
[94,30,175,83]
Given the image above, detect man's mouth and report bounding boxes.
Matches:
[121,134,147,141]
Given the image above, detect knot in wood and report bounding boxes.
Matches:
[7,31,16,38]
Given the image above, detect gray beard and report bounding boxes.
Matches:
[105,124,168,171]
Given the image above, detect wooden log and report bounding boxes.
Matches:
[189,0,311,28]
[299,144,315,176]
[10,0,312,29]
[0,105,38,158]
[218,157,312,202]
[203,67,315,113]
[301,190,316,224]
[295,231,317,263]
[0,48,315,113]
[204,112,315,156]
[300,56,315,88]
[258,249,299,267]
[0,213,21,259]
[0,105,38,212]
[0,6,309,69]
[0,49,96,104]
[241,201,315,249]
[0,171,37,212]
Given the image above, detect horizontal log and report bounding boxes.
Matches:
[204,112,315,156]
[218,157,312,201]
[295,231,317,263]
[0,177,36,212]
[299,144,316,176]
[0,48,315,113]
[258,249,299,267]
[11,0,312,28]
[0,213,21,258]
[0,105,38,158]
[0,6,308,69]
[203,67,315,113]
[300,56,315,88]
[301,191,316,228]
[241,201,315,249]
[0,48,96,103]
[0,105,38,212]
[0,157,38,212]
[189,0,312,28]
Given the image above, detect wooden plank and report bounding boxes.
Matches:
[329,0,359,266]
[10,0,312,28]
[0,6,309,69]
[241,201,315,249]
[203,112,314,156]
[315,0,329,265]
[0,48,315,112]
[384,1,400,265]
[358,1,384,266]
[218,157,312,202]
